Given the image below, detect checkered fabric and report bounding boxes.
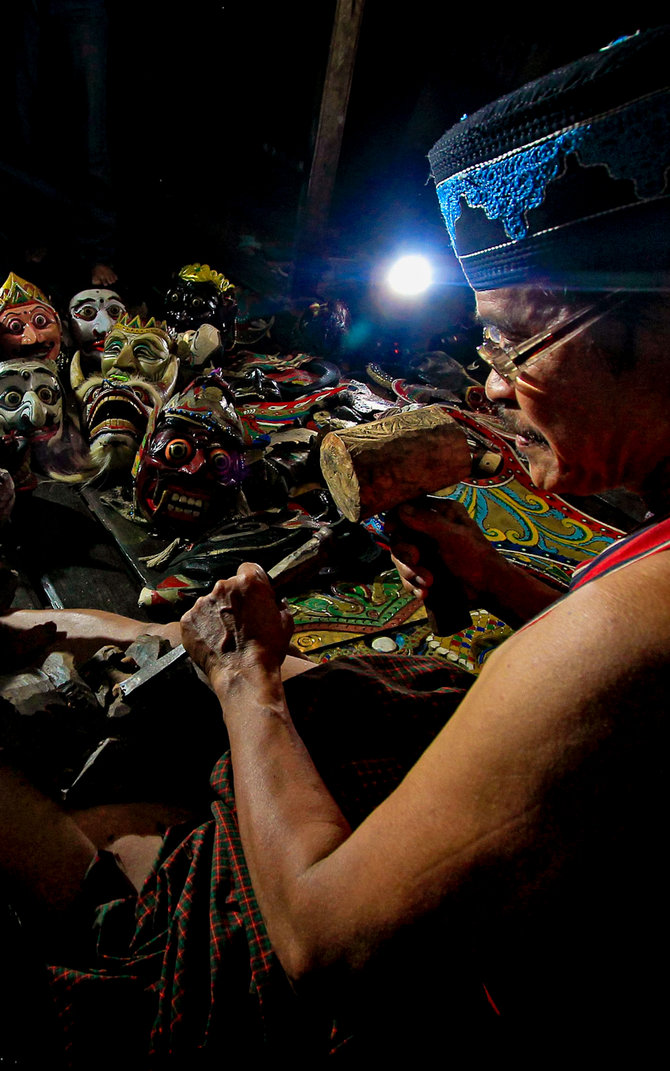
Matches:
[46,654,469,1066]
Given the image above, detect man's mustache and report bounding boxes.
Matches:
[494,402,549,446]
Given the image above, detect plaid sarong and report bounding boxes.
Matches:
[46,654,469,1067]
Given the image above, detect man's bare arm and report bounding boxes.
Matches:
[181,556,670,987]
[392,498,560,627]
[1,608,182,664]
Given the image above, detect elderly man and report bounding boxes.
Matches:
[178,26,670,1061]
[3,26,669,1067]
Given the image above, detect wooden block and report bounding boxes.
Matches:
[320,405,471,521]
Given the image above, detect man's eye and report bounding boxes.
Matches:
[7,319,24,335]
[76,306,98,322]
[107,304,124,319]
[484,326,521,350]
[38,386,59,404]
[33,312,50,328]
[0,389,23,409]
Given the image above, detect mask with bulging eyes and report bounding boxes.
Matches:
[133,369,247,531]
[68,288,127,361]
[71,317,179,476]
[0,300,62,364]
[164,264,237,351]
[0,360,63,441]
[0,273,63,366]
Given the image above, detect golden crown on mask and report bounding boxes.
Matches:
[0,272,51,313]
[113,313,169,337]
[177,264,234,294]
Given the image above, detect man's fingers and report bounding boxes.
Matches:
[391,541,420,568]
[279,606,295,644]
[237,562,273,593]
[399,498,469,534]
[391,553,432,599]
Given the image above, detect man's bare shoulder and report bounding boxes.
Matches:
[261,550,670,968]
[490,548,670,685]
[402,550,670,840]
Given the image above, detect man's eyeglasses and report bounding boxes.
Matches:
[477,291,625,384]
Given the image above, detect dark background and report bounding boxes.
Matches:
[1,3,665,337]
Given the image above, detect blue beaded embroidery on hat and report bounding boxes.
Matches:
[435,89,670,245]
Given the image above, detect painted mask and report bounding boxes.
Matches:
[298,299,351,357]
[0,273,62,364]
[164,263,237,350]
[68,288,127,361]
[133,370,246,530]
[0,360,63,442]
[71,315,179,476]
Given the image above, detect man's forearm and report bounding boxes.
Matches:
[393,501,561,629]
[1,608,181,662]
[482,557,561,627]
[214,664,352,978]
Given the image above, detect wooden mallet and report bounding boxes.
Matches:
[320,405,476,636]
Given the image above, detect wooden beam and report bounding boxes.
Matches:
[295,0,365,282]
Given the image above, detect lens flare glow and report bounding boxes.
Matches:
[386,254,433,296]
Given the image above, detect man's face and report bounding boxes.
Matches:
[68,289,126,359]
[0,301,61,363]
[477,286,641,496]
[0,361,63,440]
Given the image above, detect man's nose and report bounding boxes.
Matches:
[21,324,38,345]
[485,367,516,402]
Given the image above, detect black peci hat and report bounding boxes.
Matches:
[429,26,670,291]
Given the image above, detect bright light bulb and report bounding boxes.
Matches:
[386,254,433,296]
